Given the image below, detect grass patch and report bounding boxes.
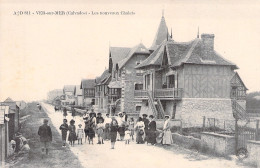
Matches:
[7,102,83,168]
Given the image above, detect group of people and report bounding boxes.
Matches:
[58,109,173,149]
[37,107,174,155]
[58,106,76,119]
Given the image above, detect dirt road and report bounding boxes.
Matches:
[42,102,252,168]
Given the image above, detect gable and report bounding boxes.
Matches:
[231,72,248,90]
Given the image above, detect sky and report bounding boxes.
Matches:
[0,0,260,101]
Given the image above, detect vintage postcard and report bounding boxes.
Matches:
[0,0,260,168]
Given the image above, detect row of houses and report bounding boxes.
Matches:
[47,80,96,109]
[48,13,247,128]
[0,98,26,163]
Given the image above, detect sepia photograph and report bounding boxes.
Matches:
[0,0,260,167]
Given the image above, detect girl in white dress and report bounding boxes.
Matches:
[77,124,84,145]
[162,115,173,145]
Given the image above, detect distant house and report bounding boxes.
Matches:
[62,85,76,105]
[80,79,95,107]
[74,85,83,106]
[52,96,62,106]
[95,69,111,113]
[47,89,63,101]
[0,105,10,163]
[0,97,20,140]
[135,15,247,127]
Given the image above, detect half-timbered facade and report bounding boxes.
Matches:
[95,69,111,113]
[135,16,247,127]
[80,79,95,107]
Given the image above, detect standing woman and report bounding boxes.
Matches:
[147,115,157,145]
[88,112,96,144]
[135,117,145,144]
[162,115,173,145]
[63,107,67,119]
[68,119,77,147]
[109,118,118,149]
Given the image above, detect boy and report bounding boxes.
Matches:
[59,119,69,147]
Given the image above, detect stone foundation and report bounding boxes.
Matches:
[175,98,234,128]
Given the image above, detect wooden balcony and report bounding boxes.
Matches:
[154,88,183,99]
[134,90,148,99]
[134,88,183,100]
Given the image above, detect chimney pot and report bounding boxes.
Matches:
[201,33,215,50]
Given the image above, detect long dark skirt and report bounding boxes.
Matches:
[68,132,77,141]
[110,131,117,142]
[118,127,125,136]
[147,131,156,144]
[136,129,144,143]
[88,128,95,139]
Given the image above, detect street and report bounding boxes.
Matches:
[41,103,252,168]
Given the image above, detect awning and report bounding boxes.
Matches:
[166,69,176,76]
[108,81,122,88]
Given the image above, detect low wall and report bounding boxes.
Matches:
[201,132,235,156]
[172,133,203,151]
[246,140,260,166]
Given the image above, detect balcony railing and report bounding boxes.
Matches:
[134,90,148,98]
[155,88,183,99]
[134,88,183,99]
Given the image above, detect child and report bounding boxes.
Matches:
[59,119,69,147]
[77,124,84,145]
[128,118,135,141]
[96,119,105,144]
[68,119,77,147]
[124,127,131,145]
[11,140,16,151]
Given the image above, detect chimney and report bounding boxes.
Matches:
[201,34,215,59]
[201,33,215,50]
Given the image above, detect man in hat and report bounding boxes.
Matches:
[142,114,149,142]
[103,113,112,140]
[38,119,52,156]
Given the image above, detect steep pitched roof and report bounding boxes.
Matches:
[118,43,150,69]
[63,85,75,92]
[170,39,237,68]
[74,85,82,96]
[136,40,168,68]
[231,72,248,90]
[80,79,95,89]
[150,16,171,51]
[110,47,131,66]
[4,97,15,103]
[95,69,111,85]
[137,38,237,69]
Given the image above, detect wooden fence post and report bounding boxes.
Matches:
[235,119,238,153]
[203,116,206,132]
[256,120,259,141]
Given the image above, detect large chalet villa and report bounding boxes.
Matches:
[135,16,247,127]
[94,13,247,127]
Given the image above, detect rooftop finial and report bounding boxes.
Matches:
[197,27,200,38]
[171,28,172,38]
[162,8,164,17]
